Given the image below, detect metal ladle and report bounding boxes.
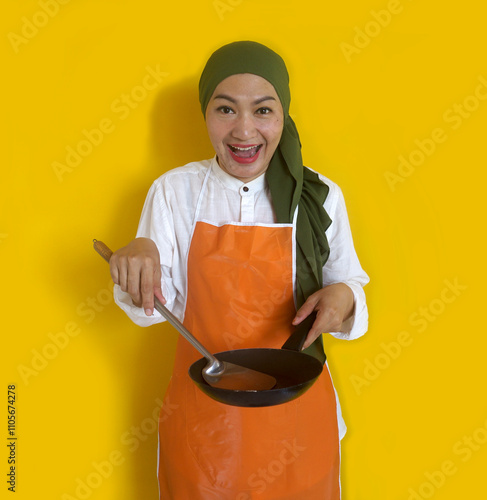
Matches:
[93,240,277,391]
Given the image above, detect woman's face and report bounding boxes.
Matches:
[205,73,284,182]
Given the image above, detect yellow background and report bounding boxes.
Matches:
[2,0,486,499]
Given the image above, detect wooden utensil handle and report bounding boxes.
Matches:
[93,239,113,263]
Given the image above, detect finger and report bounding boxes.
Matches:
[126,256,143,306]
[152,264,166,305]
[301,308,344,349]
[140,263,155,315]
[301,334,314,350]
[302,313,327,349]
[118,257,129,293]
[292,298,317,325]
[301,320,323,350]
[109,255,120,285]
[153,284,166,306]
[301,307,330,350]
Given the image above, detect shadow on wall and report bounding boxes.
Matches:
[122,77,215,498]
[53,77,214,499]
[149,76,214,171]
[109,76,214,247]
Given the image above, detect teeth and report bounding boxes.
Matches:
[230,145,258,151]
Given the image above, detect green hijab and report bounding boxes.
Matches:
[199,41,331,362]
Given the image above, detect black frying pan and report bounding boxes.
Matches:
[189,312,324,408]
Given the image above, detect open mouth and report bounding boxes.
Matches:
[227,144,263,161]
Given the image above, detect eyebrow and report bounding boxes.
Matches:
[213,94,277,105]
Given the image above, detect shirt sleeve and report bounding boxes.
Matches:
[321,181,369,340]
[113,179,179,327]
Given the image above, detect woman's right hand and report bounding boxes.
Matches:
[109,237,165,316]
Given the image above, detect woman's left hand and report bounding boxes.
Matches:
[292,283,355,349]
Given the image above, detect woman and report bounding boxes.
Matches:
[111,41,369,499]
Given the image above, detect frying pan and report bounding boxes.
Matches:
[189,312,323,407]
[93,239,324,408]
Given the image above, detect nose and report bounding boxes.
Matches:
[231,112,256,140]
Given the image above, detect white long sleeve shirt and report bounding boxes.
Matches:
[115,157,369,337]
[114,157,369,439]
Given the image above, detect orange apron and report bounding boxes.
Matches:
[158,177,340,500]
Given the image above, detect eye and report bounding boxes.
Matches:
[256,107,272,115]
[217,106,234,114]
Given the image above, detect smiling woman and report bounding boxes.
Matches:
[108,41,369,499]
[205,73,284,181]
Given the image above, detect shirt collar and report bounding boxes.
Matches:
[210,156,267,193]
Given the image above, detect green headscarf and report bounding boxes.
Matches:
[199,41,331,362]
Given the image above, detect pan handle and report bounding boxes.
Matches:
[281,311,317,352]
[92,239,225,376]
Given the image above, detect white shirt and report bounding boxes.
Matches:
[115,157,369,333]
[114,157,370,438]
